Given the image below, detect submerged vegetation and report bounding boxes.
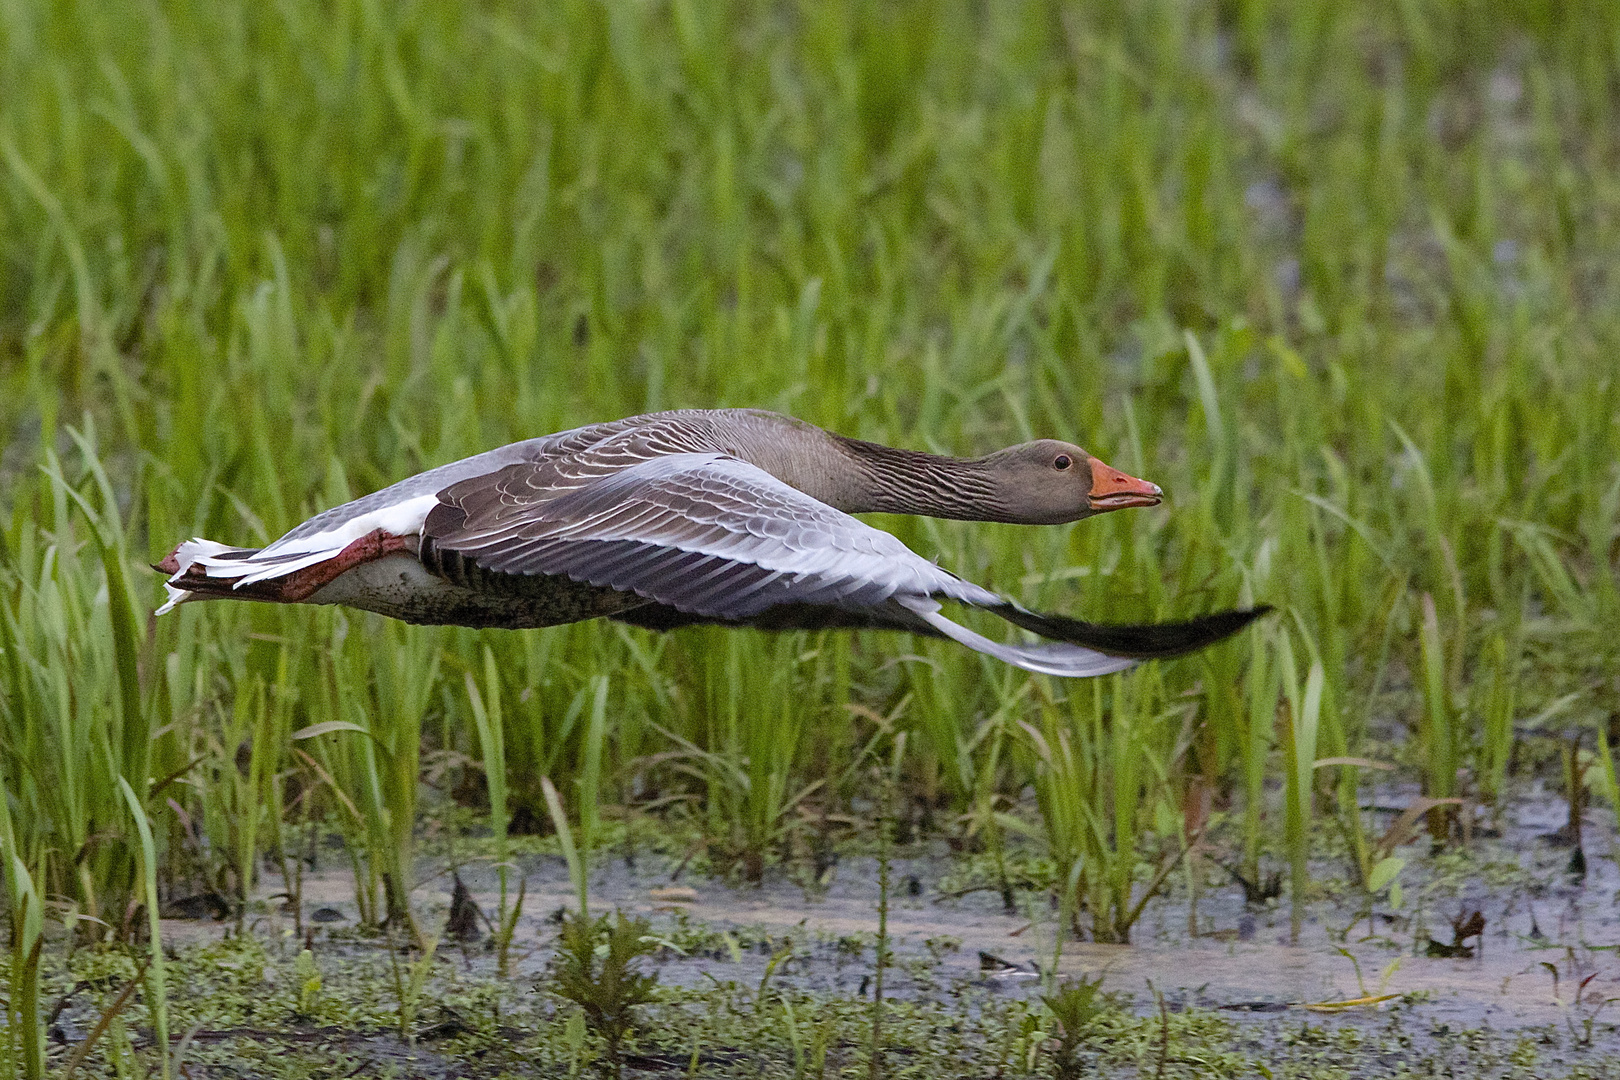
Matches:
[2,0,1620,1074]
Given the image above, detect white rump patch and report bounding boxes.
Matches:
[256,493,440,561]
[164,494,441,595]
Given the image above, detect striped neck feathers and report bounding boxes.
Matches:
[826,436,1017,521]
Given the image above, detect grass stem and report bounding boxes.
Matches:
[116,777,170,1080]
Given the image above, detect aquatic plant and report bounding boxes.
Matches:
[545,911,660,1080]
[1041,974,1107,1080]
[1279,643,1324,944]
[1021,672,1188,944]
[0,844,45,1080]
[116,777,171,1080]
[1417,593,1460,842]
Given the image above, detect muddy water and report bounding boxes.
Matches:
[165,790,1620,1055]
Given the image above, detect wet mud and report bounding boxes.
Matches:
[134,788,1620,1074]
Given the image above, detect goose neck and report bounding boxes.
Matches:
[832,437,1007,521]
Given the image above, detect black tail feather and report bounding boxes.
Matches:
[995,604,1273,659]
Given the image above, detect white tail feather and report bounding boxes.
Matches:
[156,582,194,616]
[196,547,345,588]
[156,539,239,615]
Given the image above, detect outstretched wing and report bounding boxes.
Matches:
[421,452,1141,677]
[424,452,986,617]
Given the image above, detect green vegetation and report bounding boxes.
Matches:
[546,911,660,1079]
[2,0,1619,1073]
[5,913,1607,1078]
[1040,974,1108,1080]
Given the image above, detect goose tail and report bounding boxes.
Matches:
[154,539,257,614]
[155,528,418,614]
[992,603,1274,659]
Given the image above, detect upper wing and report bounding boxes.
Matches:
[423,451,1141,677]
[423,452,987,619]
[181,414,713,590]
[251,412,714,561]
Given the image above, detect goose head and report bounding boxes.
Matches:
[980,440,1163,524]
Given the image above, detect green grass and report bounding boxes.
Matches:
[3,0,1620,1070]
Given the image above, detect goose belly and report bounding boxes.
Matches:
[305,554,645,629]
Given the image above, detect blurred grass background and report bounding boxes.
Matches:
[2,0,1619,1054]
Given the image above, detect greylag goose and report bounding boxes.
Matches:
[157,409,1266,677]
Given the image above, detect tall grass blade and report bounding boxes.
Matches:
[542,775,587,917]
[1243,628,1278,879]
[1282,655,1323,945]
[0,853,45,1080]
[0,743,44,1080]
[62,428,149,792]
[1596,725,1620,838]
[467,646,515,972]
[578,676,608,856]
[1418,593,1457,840]
[1478,633,1516,806]
[116,777,170,1080]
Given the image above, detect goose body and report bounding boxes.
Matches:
[158,409,1265,677]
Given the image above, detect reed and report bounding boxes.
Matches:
[1278,642,1324,944]
[1022,671,1185,944]
[543,775,589,917]
[0,763,45,1080]
[1418,593,1458,841]
[117,778,170,1080]
[1242,628,1280,881]
[0,446,149,929]
[466,645,517,971]
[656,631,827,881]
[1477,633,1518,807]
[1595,724,1620,838]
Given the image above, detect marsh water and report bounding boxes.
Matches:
[124,785,1620,1076]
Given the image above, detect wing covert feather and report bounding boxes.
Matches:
[424,453,983,620]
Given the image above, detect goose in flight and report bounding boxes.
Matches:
[157,409,1266,676]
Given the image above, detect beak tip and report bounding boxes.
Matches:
[1085,456,1163,510]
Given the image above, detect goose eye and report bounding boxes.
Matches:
[1054,455,1072,471]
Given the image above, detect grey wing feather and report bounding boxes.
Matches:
[426,453,979,619]
[422,452,1144,678]
[263,413,689,551]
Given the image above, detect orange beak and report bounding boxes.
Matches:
[1087,456,1163,511]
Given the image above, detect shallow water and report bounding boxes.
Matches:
[152,787,1620,1063]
